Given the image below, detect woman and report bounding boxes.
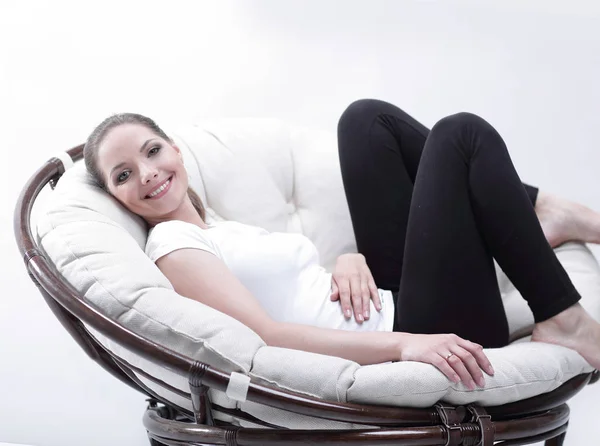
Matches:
[84,99,600,392]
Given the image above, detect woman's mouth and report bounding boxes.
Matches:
[145,176,173,199]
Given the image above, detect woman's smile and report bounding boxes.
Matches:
[145,175,173,199]
[94,122,201,226]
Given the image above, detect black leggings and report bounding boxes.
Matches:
[337,99,581,348]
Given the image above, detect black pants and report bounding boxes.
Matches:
[337,99,581,348]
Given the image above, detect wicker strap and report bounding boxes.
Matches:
[54,151,74,171]
[226,372,251,402]
[468,405,494,445]
[435,403,465,446]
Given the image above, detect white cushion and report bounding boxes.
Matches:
[36,118,599,429]
[170,119,356,272]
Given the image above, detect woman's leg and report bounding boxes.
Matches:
[337,99,428,293]
[338,100,513,346]
[337,99,538,295]
[339,99,600,367]
[395,112,581,347]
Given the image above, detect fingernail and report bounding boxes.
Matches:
[469,380,476,390]
[477,377,486,387]
[345,309,351,318]
[487,365,495,375]
[364,310,370,319]
[357,314,364,322]
[376,304,382,311]
[453,375,460,383]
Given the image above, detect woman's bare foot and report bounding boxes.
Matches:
[532,303,600,369]
[535,191,600,248]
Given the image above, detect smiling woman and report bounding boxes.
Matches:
[83,113,207,228]
[83,112,414,372]
[81,104,600,392]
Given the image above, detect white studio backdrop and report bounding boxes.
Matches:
[2,1,600,445]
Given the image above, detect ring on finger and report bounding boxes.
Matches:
[445,353,454,360]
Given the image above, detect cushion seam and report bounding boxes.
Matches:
[349,376,571,401]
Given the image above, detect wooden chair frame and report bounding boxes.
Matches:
[14,144,599,446]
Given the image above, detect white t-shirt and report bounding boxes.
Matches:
[145,220,395,332]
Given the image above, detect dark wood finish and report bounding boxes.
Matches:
[143,403,572,445]
[545,430,567,446]
[14,148,599,445]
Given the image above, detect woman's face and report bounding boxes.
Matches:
[96,124,188,223]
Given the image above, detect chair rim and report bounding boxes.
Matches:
[14,145,599,445]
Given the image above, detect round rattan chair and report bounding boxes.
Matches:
[15,142,600,446]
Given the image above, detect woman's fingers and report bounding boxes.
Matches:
[444,352,479,390]
[335,274,366,321]
[404,334,494,390]
[349,274,365,322]
[430,354,460,384]
[335,277,353,319]
[333,271,384,323]
[359,277,371,319]
[368,277,382,311]
[458,339,495,376]
[331,254,382,323]
[448,347,486,388]
[446,337,495,389]
[431,350,482,390]
[330,280,339,301]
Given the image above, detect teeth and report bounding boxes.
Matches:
[148,179,170,197]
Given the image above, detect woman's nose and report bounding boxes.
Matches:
[140,165,158,184]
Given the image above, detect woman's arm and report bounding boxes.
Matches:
[156,248,493,388]
[267,320,403,365]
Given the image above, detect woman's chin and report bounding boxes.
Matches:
[144,199,187,223]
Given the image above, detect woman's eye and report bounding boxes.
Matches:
[117,171,130,183]
[148,146,161,156]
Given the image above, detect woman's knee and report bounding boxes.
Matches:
[338,98,407,133]
[429,112,500,157]
[339,99,380,130]
[432,112,492,136]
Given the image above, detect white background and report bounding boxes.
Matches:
[2,1,600,445]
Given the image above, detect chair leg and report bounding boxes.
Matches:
[545,431,567,446]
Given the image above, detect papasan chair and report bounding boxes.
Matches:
[14,117,600,446]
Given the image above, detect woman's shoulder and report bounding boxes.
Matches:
[150,219,206,232]
[147,219,207,240]
[145,219,220,262]
[209,219,270,236]
[147,220,272,252]
[147,219,267,242]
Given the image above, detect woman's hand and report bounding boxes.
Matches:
[330,253,382,323]
[398,333,495,390]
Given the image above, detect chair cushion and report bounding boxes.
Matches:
[170,119,356,272]
[36,118,599,429]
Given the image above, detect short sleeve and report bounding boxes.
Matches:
[145,220,220,262]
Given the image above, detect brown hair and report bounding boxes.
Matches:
[83,113,206,220]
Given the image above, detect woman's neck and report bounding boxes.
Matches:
[146,196,209,229]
